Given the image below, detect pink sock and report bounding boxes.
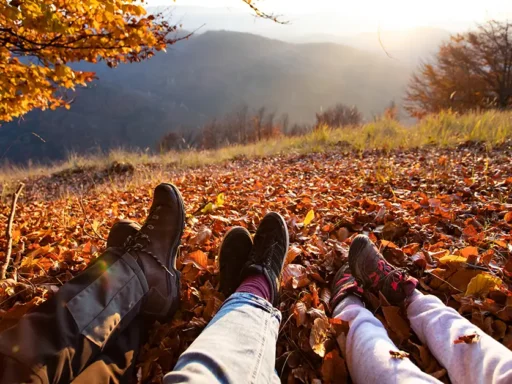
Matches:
[236,274,271,302]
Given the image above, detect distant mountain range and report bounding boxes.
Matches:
[1,28,450,164]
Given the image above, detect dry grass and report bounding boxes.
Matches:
[0,110,510,184]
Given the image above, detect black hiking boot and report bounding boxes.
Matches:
[125,183,186,320]
[349,235,417,305]
[240,212,289,306]
[218,227,253,297]
[106,219,141,248]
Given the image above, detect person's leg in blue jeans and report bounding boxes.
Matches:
[165,214,289,384]
[0,182,289,384]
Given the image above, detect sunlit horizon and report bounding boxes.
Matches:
[147,0,512,34]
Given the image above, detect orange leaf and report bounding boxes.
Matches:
[183,250,208,270]
[285,245,302,265]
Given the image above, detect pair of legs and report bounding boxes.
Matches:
[331,236,512,384]
[1,183,511,383]
[0,184,287,383]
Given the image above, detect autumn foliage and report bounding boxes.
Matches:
[405,20,512,118]
[0,0,186,123]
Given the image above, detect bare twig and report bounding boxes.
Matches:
[425,271,463,293]
[1,183,24,280]
[76,196,106,241]
[378,26,396,60]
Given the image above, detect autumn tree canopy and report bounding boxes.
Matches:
[0,0,274,124]
[405,20,512,118]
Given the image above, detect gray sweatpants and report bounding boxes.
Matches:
[334,291,512,384]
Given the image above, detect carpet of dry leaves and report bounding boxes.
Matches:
[0,142,511,383]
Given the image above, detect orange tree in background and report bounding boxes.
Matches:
[405,20,512,118]
[0,0,275,124]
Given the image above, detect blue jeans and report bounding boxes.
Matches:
[164,293,282,384]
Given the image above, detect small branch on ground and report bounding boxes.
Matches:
[1,183,24,280]
[77,196,106,241]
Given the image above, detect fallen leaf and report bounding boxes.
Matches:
[310,317,331,357]
[439,255,467,269]
[465,274,502,297]
[459,246,478,259]
[215,193,225,207]
[200,202,214,214]
[454,332,480,344]
[286,245,302,265]
[282,264,311,289]
[389,350,410,359]
[293,301,307,327]
[189,227,212,246]
[303,209,315,227]
[182,250,208,270]
[382,306,411,342]
[321,349,348,384]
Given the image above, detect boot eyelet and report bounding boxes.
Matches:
[152,215,159,220]
[148,225,154,230]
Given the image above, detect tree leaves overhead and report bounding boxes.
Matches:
[0,142,511,382]
[0,0,187,123]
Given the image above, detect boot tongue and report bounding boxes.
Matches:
[240,264,264,281]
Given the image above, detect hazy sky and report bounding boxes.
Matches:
[149,0,512,34]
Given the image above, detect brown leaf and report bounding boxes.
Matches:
[282,264,311,289]
[321,349,348,384]
[286,245,302,265]
[189,227,212,246]
[382,221,408,241]
[0,297,44,333]
[382,306,411,342]
[203,296,223,321]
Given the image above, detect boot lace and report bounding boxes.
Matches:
[124,210,174,276]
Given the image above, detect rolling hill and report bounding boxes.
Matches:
[1,31,410,164]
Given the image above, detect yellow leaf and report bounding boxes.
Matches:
[215,193,225,207]
[310,318,331,357]
[200,202,214,214]
[439,255,467,269]
[20,245,51,268]
[303,209,315,227]
[465,274,502,297]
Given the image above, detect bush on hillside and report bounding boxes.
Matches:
[315,104,363,128]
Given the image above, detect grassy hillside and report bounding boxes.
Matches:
[0,111,510,187]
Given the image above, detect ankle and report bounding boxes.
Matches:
[236,273,272,302]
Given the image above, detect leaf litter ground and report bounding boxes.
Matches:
[0,143,511,383]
